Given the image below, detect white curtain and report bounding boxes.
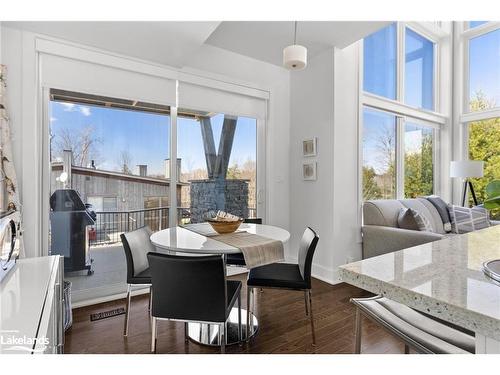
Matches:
[178,81,268,119]
[0,64,20,212]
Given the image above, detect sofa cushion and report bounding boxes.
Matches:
[363,200,405,227]
[399,199,440,233]
[448,205,490,234]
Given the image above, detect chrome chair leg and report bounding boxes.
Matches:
[151,317,157,353]
[354,307,362,354]
[184,322,189,344]
[246,287,252,341]
[308,290,316,346]
[237,293,242,345]
[220,323,226,354]
[404,344,410,354]
[304,290,309,316]
[148,286,152,312]
[123,284,131,336]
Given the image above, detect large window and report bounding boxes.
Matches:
[361,23,442,201]
[363,23,397,100]
[177,111,257,223]
[404,123,434,198]
[460,22,500,213]
[362,108,396,200]
[405,28,435,110]
[468,28,500,111]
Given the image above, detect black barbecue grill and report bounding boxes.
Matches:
[50,189,96,274]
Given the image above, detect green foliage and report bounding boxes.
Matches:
[468,92,500,218]
[362,166,382,200]
[404,132,433,198]
[484,180,500,210]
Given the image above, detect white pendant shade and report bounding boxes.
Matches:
[283,44,307,70]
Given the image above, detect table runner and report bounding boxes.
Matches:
[211,231,285,269]
[183,224,284,268]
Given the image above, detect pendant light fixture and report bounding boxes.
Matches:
[283,21,307,70]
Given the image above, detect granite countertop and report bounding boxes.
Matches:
[339,225,500,340]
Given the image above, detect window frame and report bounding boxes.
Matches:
[360,22,446,204]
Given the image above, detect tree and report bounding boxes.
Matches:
[363,166,382,200]
[404,132,433,198]
[468,92,500,217]
[118,149,133,174]
[53,125,101,167]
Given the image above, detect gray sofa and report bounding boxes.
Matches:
[362,198,451,259]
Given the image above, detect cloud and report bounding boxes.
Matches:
[59,102,91,116]
[61,103,75,111]
[79,106,91,116]
[50,117,57,122]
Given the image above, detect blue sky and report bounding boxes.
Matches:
[50,103,256,176]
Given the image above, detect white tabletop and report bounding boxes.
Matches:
[150,223,290,255]
[339,225,500,341]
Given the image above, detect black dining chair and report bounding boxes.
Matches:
[226,218,263,267]
[120,226,155,336]
[246,227,319,345]
[147,252,242,354]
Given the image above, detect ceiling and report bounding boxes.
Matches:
[3,21,221,67]
[206,21,391,66]
[3,21,391,68]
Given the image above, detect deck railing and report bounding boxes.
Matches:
[90,206,258,246]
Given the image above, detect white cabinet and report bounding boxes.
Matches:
[0,256,64,354]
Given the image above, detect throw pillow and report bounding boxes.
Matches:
[398,208,433,232]
[447,205,490,234]
[425,196,452,232]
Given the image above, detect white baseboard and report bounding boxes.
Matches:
[287,256,342,285]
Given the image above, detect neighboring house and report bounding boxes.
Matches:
[51,151,188,213]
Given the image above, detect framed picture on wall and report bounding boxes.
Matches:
[302,161,317,181]
[302,137,317,157]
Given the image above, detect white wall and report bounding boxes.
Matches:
[289,49,336,281]
[289,44,362,284]
[1,26,291,258]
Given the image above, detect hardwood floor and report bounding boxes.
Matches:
[65,275,406,354]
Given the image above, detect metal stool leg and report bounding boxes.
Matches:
[184,322,189,344]
[354,307,362,354]
[404,344,410,354]
[123,284,131,336]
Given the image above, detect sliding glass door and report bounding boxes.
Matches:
[177,109,258,223]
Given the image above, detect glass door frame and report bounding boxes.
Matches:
[42,87,267,255]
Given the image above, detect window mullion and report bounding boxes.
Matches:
[397,22,405,103]
[396,116,405,199]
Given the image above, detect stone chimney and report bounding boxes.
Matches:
[137,164,148,177]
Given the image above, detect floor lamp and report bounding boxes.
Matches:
[450,160,484,207]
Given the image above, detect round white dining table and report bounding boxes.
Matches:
[150,222,290,254]
[150,222,290,347]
